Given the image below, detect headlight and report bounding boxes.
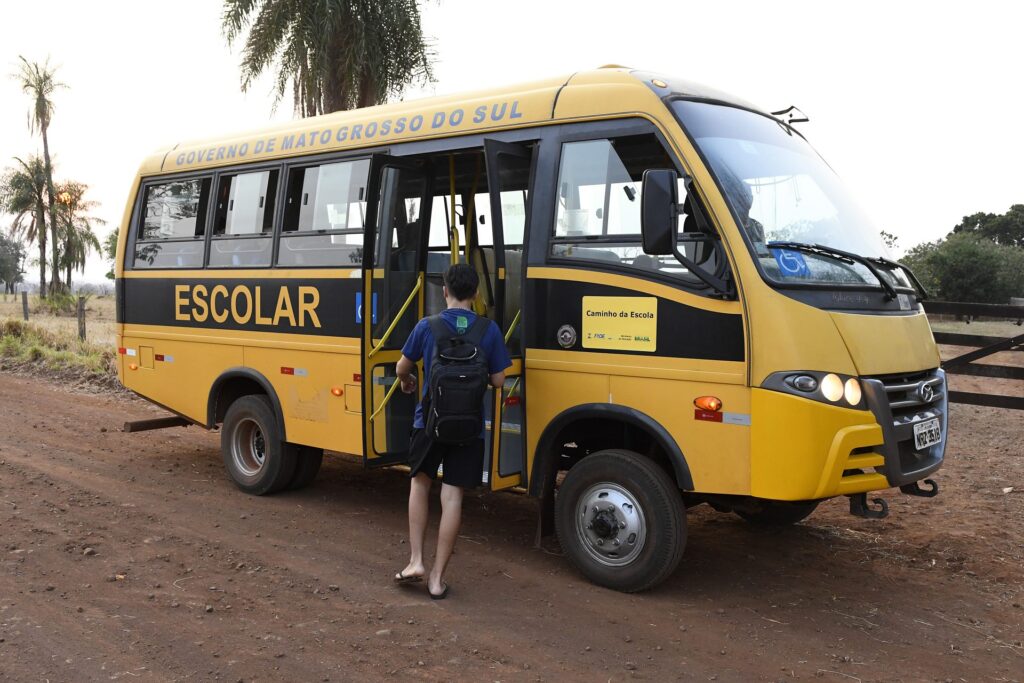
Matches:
[821,373,844,402]
[844,378,862,406]
[762,371,869,410]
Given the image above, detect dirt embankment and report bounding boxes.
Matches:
[0,372,1021,682]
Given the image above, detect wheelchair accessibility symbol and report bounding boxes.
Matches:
[772,248,811,278]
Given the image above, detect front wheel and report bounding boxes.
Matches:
[221,395,296,495]
[555,449,686,592]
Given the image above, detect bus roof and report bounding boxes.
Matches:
[140,67,760,177]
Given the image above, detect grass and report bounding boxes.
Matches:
[0,318,118,388]
[0,294,117,347]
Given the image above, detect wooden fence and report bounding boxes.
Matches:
[923,301,1024,410]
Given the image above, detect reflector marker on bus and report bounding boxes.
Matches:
[155,354,174,363]
[123,348,137,357]
[280,367,308,377]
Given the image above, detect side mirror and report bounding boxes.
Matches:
[640,169,679,255]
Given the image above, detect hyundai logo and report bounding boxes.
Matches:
[916,382,935,404]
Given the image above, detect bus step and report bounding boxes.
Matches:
[123,416,191,433]
[848,493,889,519]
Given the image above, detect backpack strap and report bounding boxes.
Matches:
[461,315,490,346]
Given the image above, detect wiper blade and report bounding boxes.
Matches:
[767,241,898,301]
[867,255,930,301]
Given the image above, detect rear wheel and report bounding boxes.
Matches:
[288,446,324,490]
[736,500,819,526]
[221,395,296,495]
[555,449,686,593]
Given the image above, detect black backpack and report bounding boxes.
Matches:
[424,314,491,445]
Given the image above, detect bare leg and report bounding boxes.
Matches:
[428,482,463,595]
[399,473,432,580]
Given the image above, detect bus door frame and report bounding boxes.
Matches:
[483,138,535,490]
[361,154,431,468]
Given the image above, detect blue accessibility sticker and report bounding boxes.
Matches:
[772,248,811,278]
[355,292,377,324]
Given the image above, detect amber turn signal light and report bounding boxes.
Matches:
[331,387,343,397]
[693,396,722,412]
[128,363,138,371]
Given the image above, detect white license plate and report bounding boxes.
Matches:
[913,418,942,450]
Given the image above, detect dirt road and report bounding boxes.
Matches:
[0,372,1021,682]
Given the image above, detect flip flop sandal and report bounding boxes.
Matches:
[429,583,450,600]
[394,570,423,584]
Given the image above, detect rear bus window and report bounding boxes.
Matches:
[134,177,211,269]
[208,169,278,268]
[278,159,370,267]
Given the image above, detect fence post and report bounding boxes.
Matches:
[77,296,86,341]
[22,291,29,321]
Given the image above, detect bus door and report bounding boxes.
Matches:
[361,155,429,467]
[483,139,534,490]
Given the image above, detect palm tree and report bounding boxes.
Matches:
[55,180,104,290]
[222,0,434,117]
[14,56,66,294]
[0,156,48,296]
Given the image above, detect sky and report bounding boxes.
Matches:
[1,0,1021,283]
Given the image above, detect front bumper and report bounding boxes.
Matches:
[861,368,947,488]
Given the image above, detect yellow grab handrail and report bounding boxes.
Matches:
[367,273,423,358]
[504,309,521,343]
[369,376,402,422]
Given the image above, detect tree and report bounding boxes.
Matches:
[13,56,66,294]
[901,233,1024,303]
[103,230,117,280]
[952,204,1024,248]
[0,234,26,294]
[879,230,899,252]
[0,155,48,295]
[223,0,434,117]
[54,180,104,291]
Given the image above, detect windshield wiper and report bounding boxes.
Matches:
[866,255,929,301]
[767,241,898,301]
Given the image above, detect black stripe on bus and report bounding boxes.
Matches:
[526,278,745,361]
[121,277,363,338]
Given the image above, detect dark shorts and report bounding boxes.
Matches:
[408,428,484,489]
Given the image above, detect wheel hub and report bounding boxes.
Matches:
[232,418,267,477]
[576,482,647,567]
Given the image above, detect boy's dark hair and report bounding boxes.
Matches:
[443,263,479,302]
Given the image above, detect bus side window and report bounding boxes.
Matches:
[208,169,277,268]
[133,177,211,269]
[550,134,722,288]
[277,159,369,268]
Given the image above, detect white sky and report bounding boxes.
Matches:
[1,0,1021,283]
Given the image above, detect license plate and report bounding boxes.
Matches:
[913,418,941,450]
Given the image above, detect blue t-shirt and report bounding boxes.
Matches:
[401,308,512,429]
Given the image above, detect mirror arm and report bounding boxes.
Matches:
[670,242,733,298]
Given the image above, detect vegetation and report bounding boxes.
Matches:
[0,156,49,294]
[13,56,66,294]
[0,235,26,294]
[902,231,1024,303]
[222,0,434,117]
[0,318,116,386]
[54,180,104,290]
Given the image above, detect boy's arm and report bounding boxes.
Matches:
[396,355,417,394]
[489,371,506,389]
[486,322,512,388]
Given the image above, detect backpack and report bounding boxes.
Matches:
[424,314,491,445]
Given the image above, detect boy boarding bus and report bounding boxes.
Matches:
[114,67,946,592]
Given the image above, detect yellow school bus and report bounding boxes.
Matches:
[115,67,946,591]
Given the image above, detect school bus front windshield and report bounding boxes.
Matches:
[672,100,915,293]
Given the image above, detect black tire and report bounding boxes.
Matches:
[736,500,819,526]
[287,446,324,490]
[555,449,686,593]
[221,395,296,495]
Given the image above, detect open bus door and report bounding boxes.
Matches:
[361,155,429,467]
[483,139,534,490]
